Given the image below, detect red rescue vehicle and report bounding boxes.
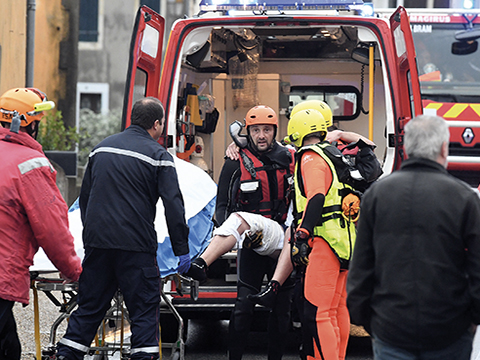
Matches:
[121,0,422,340]
[377,7,480,186]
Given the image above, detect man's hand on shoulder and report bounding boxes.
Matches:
[326,129,376,147]
[225,142,240,161]
[326,130,344,143]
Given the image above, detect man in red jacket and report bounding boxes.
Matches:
[0,88,82,360]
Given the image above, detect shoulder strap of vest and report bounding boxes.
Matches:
[294,143,347,223]
[241,148,291,176]
[239,150,257,178]
[295,143,332,197]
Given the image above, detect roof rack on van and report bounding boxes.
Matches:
[198,0,364,13]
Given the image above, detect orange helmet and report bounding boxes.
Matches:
[0,88,54,127]
[245,105,278,128]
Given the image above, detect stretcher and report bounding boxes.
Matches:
[29,157,216,360]
[30,271,200,360]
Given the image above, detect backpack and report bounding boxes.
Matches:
[323,139,383,192]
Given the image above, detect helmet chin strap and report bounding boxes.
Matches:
[26,121,40,139]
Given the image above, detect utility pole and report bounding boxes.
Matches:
[26,0,36,87]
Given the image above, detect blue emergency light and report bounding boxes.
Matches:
[199,0,364,11]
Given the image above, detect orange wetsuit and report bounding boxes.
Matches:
[299,150,350,360]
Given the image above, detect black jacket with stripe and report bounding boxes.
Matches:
[79,125,189,256]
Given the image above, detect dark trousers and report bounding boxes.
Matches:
[0,299,21,360]
[228,247,293,360]
[372,330,473,360]
[57,247,161,360]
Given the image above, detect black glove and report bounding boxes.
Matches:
[247,280,280,309]
[185,257,207,284]
[243,231,263,250]
[291,229,311,266]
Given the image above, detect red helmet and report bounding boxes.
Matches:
[0,88,54,127]
[245,105,278,128]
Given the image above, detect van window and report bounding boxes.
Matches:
[133,69,148,105]
[288,86,360,120]
[141,25,160,59]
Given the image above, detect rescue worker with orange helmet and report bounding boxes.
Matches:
[187,105,295,360]
[0,88,82,360]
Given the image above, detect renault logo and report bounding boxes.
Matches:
[462,128,474,144]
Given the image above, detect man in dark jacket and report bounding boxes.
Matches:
[57,97,190,360]
[347,115,480,360]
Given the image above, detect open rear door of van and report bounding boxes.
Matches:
[389,6,422,167]
[122,6,164,131]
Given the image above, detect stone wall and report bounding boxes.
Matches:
[51,161,81,207]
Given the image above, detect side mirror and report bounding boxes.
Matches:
[455,28,480,41]
[452,40,478,55]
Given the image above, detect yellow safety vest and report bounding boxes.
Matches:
[294,142,356,264]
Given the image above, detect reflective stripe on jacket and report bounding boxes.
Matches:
[0,128,82,304]
[80,125,189,256]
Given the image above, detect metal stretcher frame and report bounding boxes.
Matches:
[30,272,199,360]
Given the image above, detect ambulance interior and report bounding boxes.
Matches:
[168,22,392,182]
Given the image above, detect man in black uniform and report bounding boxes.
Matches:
[187,105,295,360]
[57,97,190,360]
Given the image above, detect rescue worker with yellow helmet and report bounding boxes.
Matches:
[0,88,82,360]
[187,105,295,360]
[286,108,356,360]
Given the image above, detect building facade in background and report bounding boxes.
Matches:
[76,0,477,121]
[0,0,78,129]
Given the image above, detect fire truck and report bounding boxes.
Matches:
[377,7,480,187]
[121,0,422,342]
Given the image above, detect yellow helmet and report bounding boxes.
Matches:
[285,109,327,147]
[291,100,333,127]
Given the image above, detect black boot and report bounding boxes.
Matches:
[185,257,207,284]
[247,280,280,309]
